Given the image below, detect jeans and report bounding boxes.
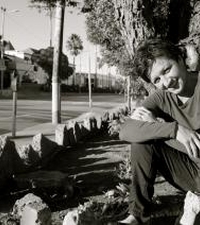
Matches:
[129,141,200,222]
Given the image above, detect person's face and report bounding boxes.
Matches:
[149,56,187,95]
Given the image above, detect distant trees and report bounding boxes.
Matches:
[85,0,200,76]
[30,0,200,77]
[85,0,132,77]
[66,34,83,68]
[84,0,200,105]
[31,46,73,86]
[66,34,83,85]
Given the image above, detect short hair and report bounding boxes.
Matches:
[133,38,185,83]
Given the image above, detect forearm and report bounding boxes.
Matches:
[119,118,177,143]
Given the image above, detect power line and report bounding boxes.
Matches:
[5,13,49,48]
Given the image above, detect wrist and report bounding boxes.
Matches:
[173,122,179,139]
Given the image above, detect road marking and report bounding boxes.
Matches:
[0,114,31,120]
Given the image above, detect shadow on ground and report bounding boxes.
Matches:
[44,134,186,225]
[0,134,188,224]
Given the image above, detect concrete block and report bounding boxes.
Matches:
[0,136,20,189]
[32,133,58,158]
[55,124,68,146]
[16,144,39,168]
[0,136,16,176]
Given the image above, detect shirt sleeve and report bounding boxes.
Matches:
[142,90,165,117]
[119,118,178,143]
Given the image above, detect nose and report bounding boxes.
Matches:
[160,76,171,89]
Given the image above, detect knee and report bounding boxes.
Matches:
[131,142,155,163]
[193,175,200,193]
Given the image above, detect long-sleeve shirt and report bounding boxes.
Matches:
[119,73,200,157]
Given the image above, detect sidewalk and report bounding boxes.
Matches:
[4,122,57,146]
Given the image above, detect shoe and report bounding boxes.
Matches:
[179,191,200,225]
[118,214,140,224]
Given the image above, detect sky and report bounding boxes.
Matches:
[0,0,104,73]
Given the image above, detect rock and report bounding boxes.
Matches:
[31,133,59,167]
[63,209,79,225]
[15,134,60,170]
[0,136,16,176]
[20,201,51,225]
[0,136,19,189]
[15,144,39,168]
[55,124,68,146]
[32,133,58,158]
[12,193,47,220]
[66,120,78,144]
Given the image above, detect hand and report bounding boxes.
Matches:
[176,124,200,158]
[130,107,157,122]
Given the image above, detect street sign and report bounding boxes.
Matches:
[0,59,6,71]
[11,70,18,92]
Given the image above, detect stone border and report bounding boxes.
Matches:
[0,105,128,190]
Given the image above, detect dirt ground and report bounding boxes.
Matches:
[47,132,185,224]
[0,132,187,224]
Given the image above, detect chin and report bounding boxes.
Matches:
[167,88,182,95]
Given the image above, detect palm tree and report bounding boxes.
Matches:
[66,34,83,86]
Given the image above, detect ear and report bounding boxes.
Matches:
[185,44,200,71]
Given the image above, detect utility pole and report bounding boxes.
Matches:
[127,76,131,111]
[49,7,53,47]
[95,45,97,89]
[0,7,6,92]
[88,53,92,109]
[52,0,65,124]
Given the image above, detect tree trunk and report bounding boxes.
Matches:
[52,0,65,124]
[113,0,155,58]
[113,0,199,57]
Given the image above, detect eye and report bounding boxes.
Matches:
[154,77,161,84]
[163,67,171,74]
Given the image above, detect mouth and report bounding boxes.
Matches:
[168,79,179,89]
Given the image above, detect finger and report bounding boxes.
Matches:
[139,107,151,113]
[190,141,199,158]
[130,114,142,120]
[135,107,149,115]
[196,132,200,139]
[135,109,149,118]
[185,143,193,158]
[139,107,153,116]
[193,140,200,158]
[131,109,146,117]
[194,134,200,150]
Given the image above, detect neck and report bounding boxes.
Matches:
[178,72,198,98]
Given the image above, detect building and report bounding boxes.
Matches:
[4,40,122,92]
[5,48,49,85]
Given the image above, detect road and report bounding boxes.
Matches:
[0,93,125,135]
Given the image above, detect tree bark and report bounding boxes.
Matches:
[113,0,155,58]
[52,0,65,124]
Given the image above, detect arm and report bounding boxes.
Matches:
[119,118,177,143]
[119,92,177,143]
[120,107,200,159]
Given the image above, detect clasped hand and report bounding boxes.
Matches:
[130,107,200,158]
[130,107,157,122]
[176,125,200,158]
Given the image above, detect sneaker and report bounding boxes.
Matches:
[118,214,141,224]
[179,191,200,225]
[185,191,200,214]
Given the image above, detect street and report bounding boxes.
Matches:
[0,93,125,135]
